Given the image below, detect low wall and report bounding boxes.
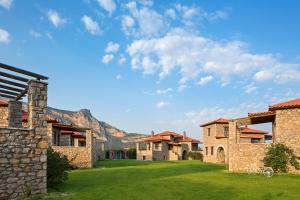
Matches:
[0,128,47,200]
[229,143,269,172]
[52,146,93,168]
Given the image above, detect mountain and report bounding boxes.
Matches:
[46,107,148,150]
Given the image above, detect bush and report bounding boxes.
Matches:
[47,147,71,188]
[188,151,203,161]
[263,143,300,173]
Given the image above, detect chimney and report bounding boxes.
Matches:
[183,131,186,139]
[151,131,154,137]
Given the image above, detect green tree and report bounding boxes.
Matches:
[47,147,71,188]
[263,143,300,173]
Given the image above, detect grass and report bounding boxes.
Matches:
[40,160,300,200]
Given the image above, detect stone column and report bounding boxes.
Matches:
[86,129,94,167]
[8,100,22,128]
[228,120,237,172]
[74,138,79,147]
[27,80,48,193]
[28,80,48,130]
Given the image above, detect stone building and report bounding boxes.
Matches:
[228,98,300,173]
[201,118,271,164]
[1,101,105,168]
[136,131,201,161]
[0,64,48,199]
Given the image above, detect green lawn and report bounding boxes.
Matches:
[43,160,300,200]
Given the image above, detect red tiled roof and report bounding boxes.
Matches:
[181,136,202,144]
[144,131,201,144]
[0,99,8,106]
[240,127,268,134]
[21,111,58,123]
[269,98,300,111]
[200,118,229,127]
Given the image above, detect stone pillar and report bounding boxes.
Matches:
[28,80,48,130]
[8,100,22,128]
[86,129,94,167]
[27,80,48,193]
[74,138,79,147]
[228,120,237,171]
[0,106,8,127]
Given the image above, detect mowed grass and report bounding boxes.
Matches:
[44,160,300,200]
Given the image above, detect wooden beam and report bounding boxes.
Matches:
[0,63,48,80]
[15,89,27,101]
[0,89,19,96]
[0,78,27,88]
[0,93,16,99]
[0,83,23,92]
[0,71,29,82]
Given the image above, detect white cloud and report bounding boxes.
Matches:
[156,101,169,108]
[105,42,120,53]
[254,70,274,81]
[156,88,172,95]
[175,4,228,26]
[102,54,114,64]
[81,15,101,35]
[47,10,67,28]
[244,83,257,94]
[121,15,135,35]
[0,0,12,10]
[124,2,166,37]
[96,0,116,16]
[119,56,126,64]
[127,28,300,86]
[197,75,213,86]
[116,74,122,80]
[165,8,176,20]
[178,84,186,92]
[29,30,42,38]
[0,28,10,43]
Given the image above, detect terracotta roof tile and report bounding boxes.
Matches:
[144,131,201,144]
[269,98,300,111]
[0,99,8,106]
[200,118,229,127]
[240,127,268,134]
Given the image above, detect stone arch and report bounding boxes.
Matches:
[182,150,188,160]
[216,145,225,164]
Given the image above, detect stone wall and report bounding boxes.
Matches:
[0,80,48,199]
[52,130,94,168]
[52,146,93,168]
[0,106,8,127]
[275,108,300,172]
[0,128,47,200]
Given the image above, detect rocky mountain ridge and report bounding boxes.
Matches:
[46,106,148,150]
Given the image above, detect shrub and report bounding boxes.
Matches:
[263,143,300,173]
[188,151,203,161]
[47,147,71,188]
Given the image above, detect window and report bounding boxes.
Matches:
[208,128,211,136]
[168,144,173,150]
[205,147,208,155]
[154,143,160,150]
[224,127,229,137]
[211,146,214,155]
[251,138,260,144]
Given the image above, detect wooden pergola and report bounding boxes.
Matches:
[0,63,48,100]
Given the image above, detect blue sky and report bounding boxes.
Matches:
[1,0,300,139]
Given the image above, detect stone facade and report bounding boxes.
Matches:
[0,80,48,199]
[136,131,200,161]
[228,105,300,173]
[202,123,229,164]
